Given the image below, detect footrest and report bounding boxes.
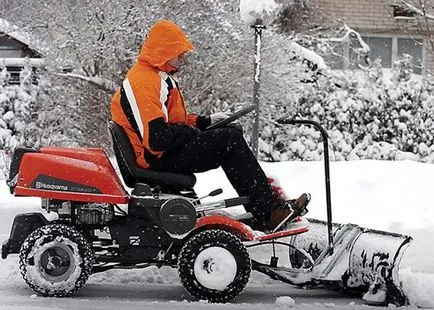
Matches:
[256,217,310,241]
[232,212,254,221]
[256,225,309,241]
[204,210,253,221]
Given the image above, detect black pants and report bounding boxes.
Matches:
[148,127,281,222]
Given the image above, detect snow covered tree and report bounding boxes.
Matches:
[0,0,253,147]
[0,65,41,177]
[393,1,434,50]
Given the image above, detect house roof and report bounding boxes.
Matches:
[0,17,44,56]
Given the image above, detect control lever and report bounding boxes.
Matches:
[193,188,223,203]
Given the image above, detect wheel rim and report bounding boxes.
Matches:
[193,246,237,291]
[37,241,75,283]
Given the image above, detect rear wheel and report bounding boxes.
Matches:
[19,224,93,296]
[178,229,251,302]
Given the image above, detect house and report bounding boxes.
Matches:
[0,18,44,85]
[311,0,434,74]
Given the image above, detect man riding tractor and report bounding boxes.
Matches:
[110,19,310,232]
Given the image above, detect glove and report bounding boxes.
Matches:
[210,111,230,124]
[225,122,243,133]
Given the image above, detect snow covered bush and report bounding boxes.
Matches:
[0,66,40,178]
[258,56,434,163]
[0,66,39,151]
[0,150,10,179]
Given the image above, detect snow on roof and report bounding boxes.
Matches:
[0,17,44,55]
[0,57,45,67]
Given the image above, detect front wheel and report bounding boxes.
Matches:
[19,224,94,296]
[178,229,251,302]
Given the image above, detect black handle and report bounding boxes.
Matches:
[277,117,334,254]
[207,105,256,130]
[224,196,250,207]
[209,188,223,196]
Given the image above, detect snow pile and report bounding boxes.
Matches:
[400,269,434,308]
[275,296,295,307]
[0,250,25,288]
[1,160,434,308]
[239,0,279,26]
[89,266,179,285]
[362,287,387,306]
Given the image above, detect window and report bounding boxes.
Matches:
[6,66,23,85]
[344,35,424,74]
[362,37,393,68]
[392,5,416,19]
[397,38,423,74]
[0,49,23,58]
[5,66,39,85]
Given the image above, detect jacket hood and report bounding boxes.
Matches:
[138,20,193,71]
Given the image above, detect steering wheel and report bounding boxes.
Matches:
[206,105,256,130]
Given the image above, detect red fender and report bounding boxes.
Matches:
[194,215,256,241]
[193,215,310,242]
[14,147,128,204]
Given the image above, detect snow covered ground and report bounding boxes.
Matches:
[1,159,434,309]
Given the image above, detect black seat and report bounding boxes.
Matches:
[107,121,196,190]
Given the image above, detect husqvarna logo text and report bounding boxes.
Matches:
[35,182,68,191]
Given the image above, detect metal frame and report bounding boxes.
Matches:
[277,119,334,254]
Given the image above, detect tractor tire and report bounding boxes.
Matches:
[19,224,94,297]
[178,229,251,303]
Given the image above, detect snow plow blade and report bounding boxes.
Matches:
[288,218,412,306]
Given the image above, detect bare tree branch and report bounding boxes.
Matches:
[57,73,117,92]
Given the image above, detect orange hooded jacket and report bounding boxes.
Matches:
[111,20,210,168]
